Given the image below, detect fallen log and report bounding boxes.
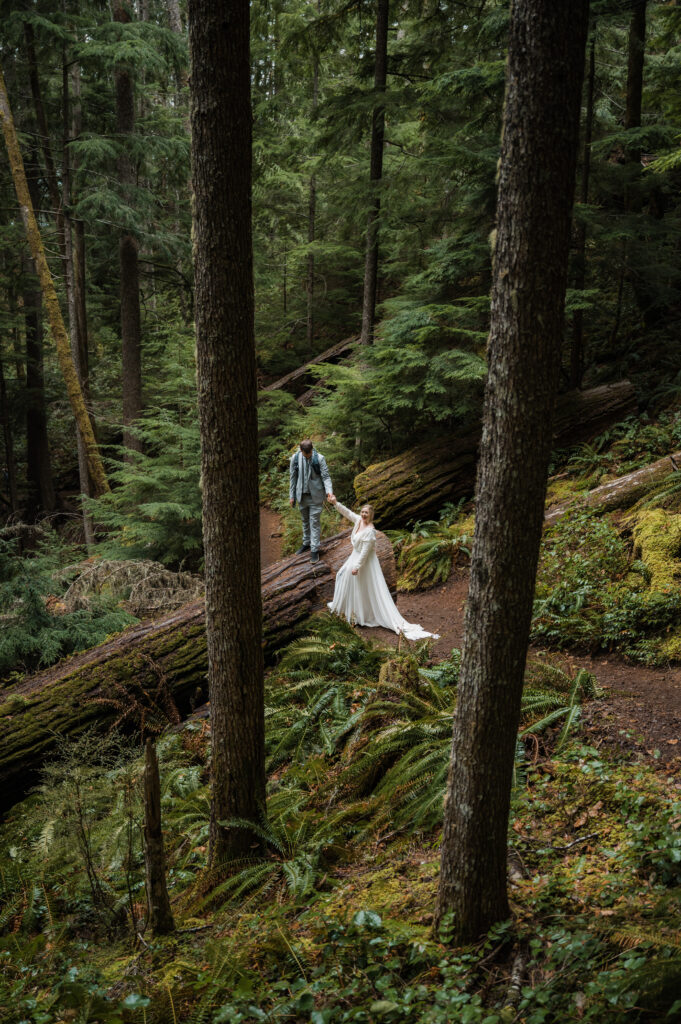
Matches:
[0,529,395,815]
[544,450,681,525]
[262,335,357,396]
[355,381,637,528]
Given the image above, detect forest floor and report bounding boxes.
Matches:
[358,571,681,768]
[260,508,681,768]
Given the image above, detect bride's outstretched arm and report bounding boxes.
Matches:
[330,499,360,525]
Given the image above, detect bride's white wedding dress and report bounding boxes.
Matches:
[327,502,439,641]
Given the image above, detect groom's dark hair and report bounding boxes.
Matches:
[300,439,313,454]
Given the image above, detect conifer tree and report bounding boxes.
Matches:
[188,0,266,865]
[435,0,589,942]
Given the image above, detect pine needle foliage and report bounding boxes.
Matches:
[87,413,203,571]
[0,528,136,682]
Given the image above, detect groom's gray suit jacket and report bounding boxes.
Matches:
[289,450,333,506]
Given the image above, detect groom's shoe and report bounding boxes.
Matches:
[296,544,310,555]
[310,549,320,564]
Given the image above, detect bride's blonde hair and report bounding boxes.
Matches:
[360,504,375,523]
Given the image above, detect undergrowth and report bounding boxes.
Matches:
[0,527,137,684]
[0,616,645,1024]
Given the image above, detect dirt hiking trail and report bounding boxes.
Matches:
[260,510,681,766]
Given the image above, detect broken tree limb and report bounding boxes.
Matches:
[355,381,637,528]
[0,529,395,814]
[262,336,357,396]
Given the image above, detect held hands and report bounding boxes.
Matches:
[327,494,336,504]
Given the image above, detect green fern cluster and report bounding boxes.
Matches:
[389,508,473,591]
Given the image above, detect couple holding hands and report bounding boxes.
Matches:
[289,440,438,642]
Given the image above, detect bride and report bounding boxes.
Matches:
[327,497,439,641]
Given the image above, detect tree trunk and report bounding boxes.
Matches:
[114,0,143,458]
[24,254,56,517]
[143,738,175,935]
[359,0,389,347]
[0,352,19,513]
[63,60,95,548]
[625,0,646,160]
[435,0,589,941]
[306,50,319,348]
[70,61,91,403]
[354,380,635,529]
[570,35,595,389]
[188,0,266,865]
[0,62,109,495]
[24,22,63,247]
[0,529,396,815]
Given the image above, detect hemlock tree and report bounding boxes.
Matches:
[435,0,590,942]
[188,0,266,864]
[113,0,143,458]
[359,0,389,347]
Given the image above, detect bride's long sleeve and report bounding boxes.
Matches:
[356,529,376,569]
[334,501,360,525]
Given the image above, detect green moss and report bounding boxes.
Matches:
[545,476,581,507]
[632,509,681,592]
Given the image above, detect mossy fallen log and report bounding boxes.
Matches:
[0,529,395,815]
[544,451,681,526]
[355,381,637,528]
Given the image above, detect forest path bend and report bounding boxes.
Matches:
[357,573,681,767]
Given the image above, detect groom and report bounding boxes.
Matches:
[289,439,334,563]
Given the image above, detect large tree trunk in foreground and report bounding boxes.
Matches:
[355,380,635,528]
[189,0,266,866]
[0,531,395,816]
[435,0,589,941]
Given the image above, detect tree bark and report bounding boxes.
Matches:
[0,529,395,815]
[63,59,95,548]
[435,0,589,941]
[307,48,319,348]
[0,352,19,513]
[188,0,266,865]
[354,380,635,529]
[114,0,143,458]
[143,738,175,935]
[23,252,56,517]
[359,0,389,347]
[0,61,109,495]
[625,0,646,160]
[570,35,595,389]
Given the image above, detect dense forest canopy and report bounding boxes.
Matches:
[2,0,681,1021]
[0,0,680,536]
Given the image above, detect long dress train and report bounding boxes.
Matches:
[327,502,439,641]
